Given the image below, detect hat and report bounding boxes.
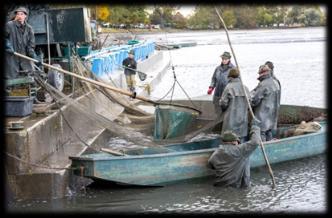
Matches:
[221,51,231,59]
[228,68,239,78]
[258,65,270,74]
[14,7,28,15]
[265,61,274,70]
[221,131,240,142]
[128,50,135,55]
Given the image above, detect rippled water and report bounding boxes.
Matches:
[7,27,327,214]
[7,155,326,214]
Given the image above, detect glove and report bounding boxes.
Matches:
[6,47,14,55]
[251,117,261,127]
[207,86,214,95]
[5,40,14,55]
[32,53,42,68]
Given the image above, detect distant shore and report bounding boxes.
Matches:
[99,26,325,44]
[101,26,325,35]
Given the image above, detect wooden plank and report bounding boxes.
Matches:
[100,148,126,156]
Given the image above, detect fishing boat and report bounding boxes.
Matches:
[69,103,326,186]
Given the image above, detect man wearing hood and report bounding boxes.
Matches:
[219,68,250,143]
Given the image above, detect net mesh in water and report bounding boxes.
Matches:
[153,105,199,140]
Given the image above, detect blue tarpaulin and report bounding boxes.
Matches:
[89,41,155,77]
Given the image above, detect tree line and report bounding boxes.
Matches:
[92,5,326,29]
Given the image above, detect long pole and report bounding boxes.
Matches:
[45,13,51,65]
[14,52,201,114]
[214,7,276,189]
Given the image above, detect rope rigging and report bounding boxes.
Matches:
[153,24,198,109]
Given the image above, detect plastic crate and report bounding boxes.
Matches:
[5,96,34,117]
[77,46,91,57]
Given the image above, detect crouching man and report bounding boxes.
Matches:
[208,119,261,188]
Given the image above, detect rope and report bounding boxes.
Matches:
[5,152,72,170]
[214,6,276,189]
[34,74,100,151]
[159,26,198,109]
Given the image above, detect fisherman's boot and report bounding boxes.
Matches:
[129,87,136,101]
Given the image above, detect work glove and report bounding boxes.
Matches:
[207,86,214,95]
[251,117,261,128]
[5,40,14,55]
[32,53,42,68]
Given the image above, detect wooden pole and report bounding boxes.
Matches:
[14,52,201,114]
[214,7,276,189]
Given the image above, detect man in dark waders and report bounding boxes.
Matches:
[208,119,261,188]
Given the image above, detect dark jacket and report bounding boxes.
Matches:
[5,20,36,79]
[208,125,260,188]
[219,77,250,138]
[250,73,280,131]
[122,57,137,76]
[209,62,235,105]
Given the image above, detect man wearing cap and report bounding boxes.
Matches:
[250,65,280,141]
[122,50,137,98]
[219,68,250,143]
[207,119,261,188]
[5,6,38,79]
[207,51,236,117]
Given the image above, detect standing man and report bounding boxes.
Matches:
[250,65,280,141]
[265,61,281,128]
[122,50,137,98]
[207,119,261,188]
[207,51,236,117]
[265,61,281,91]
[219,68,250,143]
[5,6,38,79]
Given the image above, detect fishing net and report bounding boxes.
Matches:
[153,105,199,140]
[73,54,215,142]
[33,54,220,154]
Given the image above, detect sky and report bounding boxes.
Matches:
[145,5,196,18]
[177,5,195,17]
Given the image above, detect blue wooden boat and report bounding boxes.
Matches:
[69,104,326,186]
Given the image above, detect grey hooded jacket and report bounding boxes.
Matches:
[250,74,280,131]
[208,125,260,188]
[209,62,235,105]
[5,20,36,79]
[219,77,250,138]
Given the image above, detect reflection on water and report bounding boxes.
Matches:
[7,154,326,214]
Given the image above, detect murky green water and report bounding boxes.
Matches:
[7,154,326,214]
